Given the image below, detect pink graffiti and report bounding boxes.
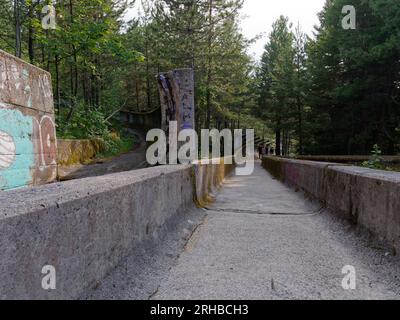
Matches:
[33,115,57,168]
[285,163,300,186]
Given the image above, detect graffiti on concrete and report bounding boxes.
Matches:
[0,130,16,169]
[175,70,195,131]
[157,74,176,131]
[285,163,300,187]
[157,69,195,132]
[0,49,57,190]
[34,115,57,168]
[0,107,34,189]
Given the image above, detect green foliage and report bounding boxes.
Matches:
[136,0,258,130]
[57,103,110,140]
[304,0,400,155]
[254,0,400,156]
[6,0,399,160]
[56,102,133,157]
[1,0,268,151]
[362,144,385,170]
[0,0,142,136]
[255,16,305,155]
[97,135,135,159]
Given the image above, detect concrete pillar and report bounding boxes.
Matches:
[157,68,195,133]
[0,49,57,190]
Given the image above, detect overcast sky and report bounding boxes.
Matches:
[240,0,326,58]
[126,0,326,60]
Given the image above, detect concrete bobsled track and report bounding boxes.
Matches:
[1,157,400,300]
[89,162,400,300]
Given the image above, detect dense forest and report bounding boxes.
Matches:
[0,0,262,146]
[0,0,399,156]
[255,0,400,155]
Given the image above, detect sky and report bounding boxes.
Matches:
[126,0,326,60]
[240,0,326,58]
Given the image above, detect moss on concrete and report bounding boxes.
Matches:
[57,139,105,166]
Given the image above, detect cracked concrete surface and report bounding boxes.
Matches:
[88,162,400,300]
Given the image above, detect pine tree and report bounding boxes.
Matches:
[257,16,295,156]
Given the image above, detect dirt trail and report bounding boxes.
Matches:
[59,129,148,180]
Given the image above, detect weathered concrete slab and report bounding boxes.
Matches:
[0,50,56,190]
[262,156,400,253]
[0,50,54,113]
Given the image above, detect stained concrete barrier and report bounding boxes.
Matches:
[0,160,234,300]
[262,157,400,253]
[193,157,235,206]
[57,139,105,166]
[0,50,57,191]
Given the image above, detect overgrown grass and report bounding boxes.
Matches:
[56,102,135,159]
[96,135,135,159]
[361,144,400,172]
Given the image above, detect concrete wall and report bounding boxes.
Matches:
[193,157,235,207]
[0,165,194,299]
[0,50,57,190]
[57,139,105,166]
[0,159,234,300]
[262,157,400,252]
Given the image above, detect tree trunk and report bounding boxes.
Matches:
[28,4,35,63]
[55,54,61,115]
[145,29,152,110]
[205,0,213,129]
[14,0,22,58]
[297,95,303,155]
[275,125,281,156]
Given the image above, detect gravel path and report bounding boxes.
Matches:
[88,162,400,300]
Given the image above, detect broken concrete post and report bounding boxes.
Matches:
[157,68,195,133]
[0,49,57,190]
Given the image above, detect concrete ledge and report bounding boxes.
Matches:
[295,155,400,164]
[262,157,400,253]
[0,160,234,299]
